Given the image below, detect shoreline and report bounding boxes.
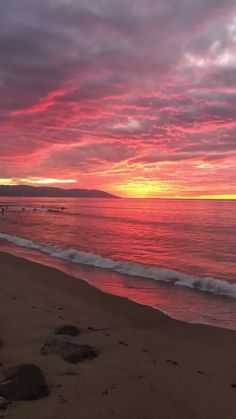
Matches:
[1,239,236,332]
[1,251,236,418]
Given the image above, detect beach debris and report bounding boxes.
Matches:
[41,338,98,364]
[166,359,179,365]
[102,390,108,395]
[55,325,81,337]
[88,326,100,332]
[197,370,210,377]
[0,364,49,401]
[119,341,128,346]
[0,397,8,410]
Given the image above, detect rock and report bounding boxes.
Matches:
[55,325,81,337]
[0,364,49,401]
[0,397,8,410]
[88,326,100,332]
[59,369,78,376]
[41,338,98,364]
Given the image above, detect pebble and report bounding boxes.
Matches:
[0,397,8,410]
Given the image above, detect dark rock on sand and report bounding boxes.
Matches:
[0,396,8,410]
[55,325,81,337]
[0,364,49,401]
[41,338,98,364]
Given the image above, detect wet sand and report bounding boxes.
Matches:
[0,251,236,419]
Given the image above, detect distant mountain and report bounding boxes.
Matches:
[0,185,119,198]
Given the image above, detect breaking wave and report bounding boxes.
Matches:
[0,232,235,299]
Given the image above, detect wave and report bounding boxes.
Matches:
[0,232,235,299]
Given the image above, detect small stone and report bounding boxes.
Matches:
[166,359,179,365]
[119,341,128,346]
[0,397,8,410]
[88,327,99,332]
[102,390,108,395]
[197,370,209,377]
[55,325,81,337]
[41,338,98,364]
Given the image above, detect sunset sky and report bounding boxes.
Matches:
[0,0,236,198]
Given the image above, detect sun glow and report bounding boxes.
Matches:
[113,179,175,198]
[0,179,16,185]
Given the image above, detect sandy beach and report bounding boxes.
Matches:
[0,251,236,419]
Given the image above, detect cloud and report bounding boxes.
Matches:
[0,0,236,196]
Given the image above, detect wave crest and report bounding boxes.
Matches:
[0,232,235,299]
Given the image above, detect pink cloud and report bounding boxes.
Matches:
[0,0,236,197]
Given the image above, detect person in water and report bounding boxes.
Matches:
[1,207,5,215]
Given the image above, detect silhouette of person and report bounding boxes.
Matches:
[1,208,4,216]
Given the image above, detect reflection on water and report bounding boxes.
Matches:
[0,198,235,330]
[0,198,235,281]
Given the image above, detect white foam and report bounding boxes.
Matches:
[0,232,235,299]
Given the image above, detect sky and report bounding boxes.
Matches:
[0,0,236,198]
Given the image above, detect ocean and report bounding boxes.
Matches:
[0,197,235,330]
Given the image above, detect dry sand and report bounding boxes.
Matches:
[0,251,236,419]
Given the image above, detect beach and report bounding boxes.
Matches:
[0,252,236,419]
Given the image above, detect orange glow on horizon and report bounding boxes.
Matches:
[113,180,175,198]
[0,178,235,199]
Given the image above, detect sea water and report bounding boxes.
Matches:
[0,198,235,330]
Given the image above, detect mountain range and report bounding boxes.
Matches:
[0,185,119,198]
